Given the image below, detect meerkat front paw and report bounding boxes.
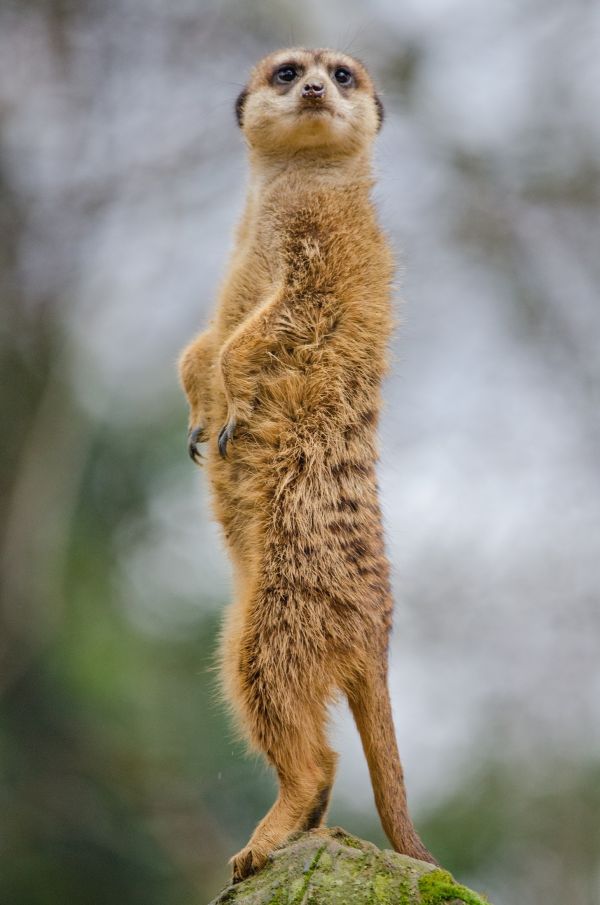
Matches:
[187,423,208,464]
[230,843,269,883]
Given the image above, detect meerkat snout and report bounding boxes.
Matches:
[301,81,325,99]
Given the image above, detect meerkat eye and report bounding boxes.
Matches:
[334,67,354,87]
[275,65,298,84]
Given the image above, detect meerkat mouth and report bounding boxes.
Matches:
[297,102,335,117]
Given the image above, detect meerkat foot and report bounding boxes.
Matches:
[187,424,208,463]
[218,417,236,457]
[230,842,269,884]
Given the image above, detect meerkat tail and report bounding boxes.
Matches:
[347,671,437,865]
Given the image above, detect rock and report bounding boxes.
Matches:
[208,827,491,904]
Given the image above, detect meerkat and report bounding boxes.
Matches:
[179,47,435,882]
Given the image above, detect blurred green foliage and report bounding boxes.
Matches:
[0,196,272,898]
[0,361,273,902]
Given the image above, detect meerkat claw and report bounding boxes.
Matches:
[188,425,208,463]
[218,419,236,458]
[230,845,267,883]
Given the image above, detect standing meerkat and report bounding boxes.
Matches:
[179,47,435,882]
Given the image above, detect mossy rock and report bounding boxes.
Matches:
[208,827,491,905]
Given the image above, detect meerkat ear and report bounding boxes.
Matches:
[235,88,248,128]
[374,94,385,131]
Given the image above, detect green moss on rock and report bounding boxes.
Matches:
[418,870,489,905]
[208,827,492,905]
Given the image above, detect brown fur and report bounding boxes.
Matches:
[179,48,435,882]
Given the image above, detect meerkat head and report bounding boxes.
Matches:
[235,48,384,158]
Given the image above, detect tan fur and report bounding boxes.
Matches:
[179,48,435,882]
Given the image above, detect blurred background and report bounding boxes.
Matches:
[1,1,599,903]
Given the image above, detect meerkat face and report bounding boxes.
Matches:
[236,48,384,157]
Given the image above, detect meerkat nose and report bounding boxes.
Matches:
[302,81,325,99]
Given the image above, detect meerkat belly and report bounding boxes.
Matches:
[215,369,391,633]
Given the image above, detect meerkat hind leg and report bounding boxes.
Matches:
[230,718,337,883]
[301,744,338,831]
